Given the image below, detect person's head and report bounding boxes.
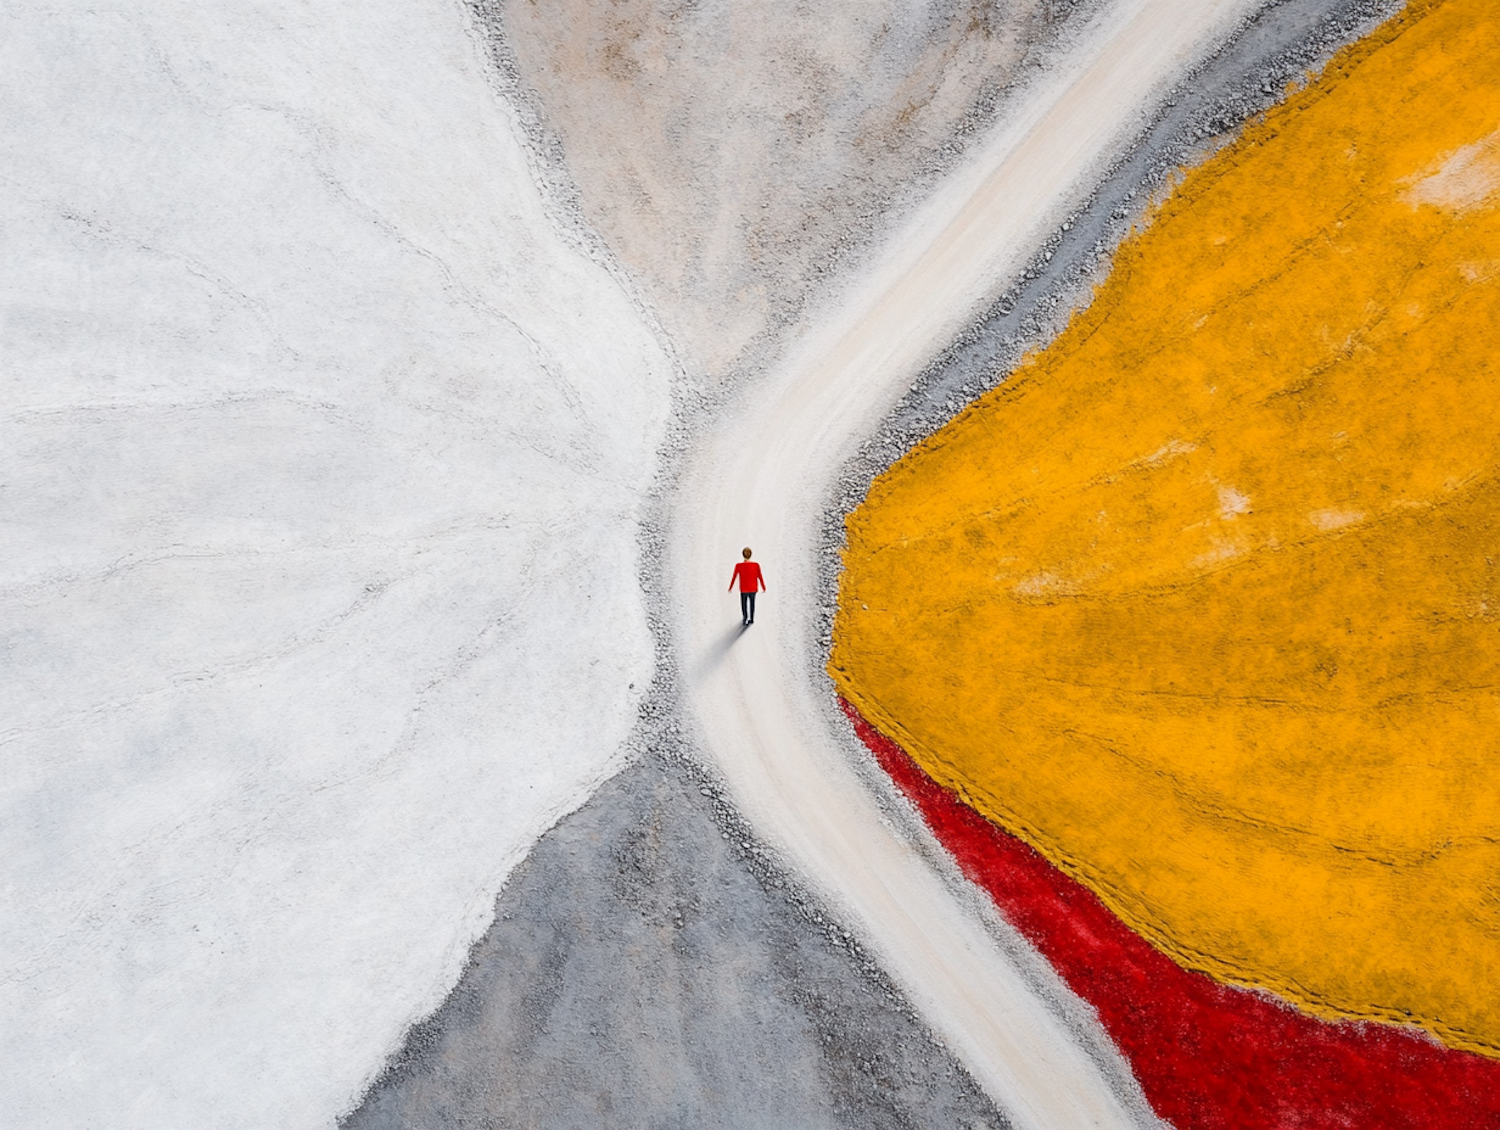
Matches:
[742,547,753,560]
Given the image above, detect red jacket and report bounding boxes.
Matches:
[729,561,766,593]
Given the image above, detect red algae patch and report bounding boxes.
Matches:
[842,698,1500,1130]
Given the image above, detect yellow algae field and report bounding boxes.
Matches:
[831,0,1500,1056]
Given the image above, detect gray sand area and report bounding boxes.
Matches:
[344,754,1006,1130]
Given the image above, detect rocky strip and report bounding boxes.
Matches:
[343,750,1005,1130]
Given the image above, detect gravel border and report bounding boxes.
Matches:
[816,0,1405,677]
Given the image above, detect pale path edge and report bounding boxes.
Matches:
[671,1,1265,1126]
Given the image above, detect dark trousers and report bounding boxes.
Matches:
[740,591,757,624]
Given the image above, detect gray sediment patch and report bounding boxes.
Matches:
[342,751,1007,1130]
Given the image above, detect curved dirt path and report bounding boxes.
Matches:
[671,1,1262,1125]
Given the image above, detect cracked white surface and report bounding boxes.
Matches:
[0,3,670,1127]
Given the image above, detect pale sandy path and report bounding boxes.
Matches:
[671,1,1263,1125]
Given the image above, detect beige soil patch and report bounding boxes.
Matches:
[501,0,1079,379]
[1403,127,1500,214]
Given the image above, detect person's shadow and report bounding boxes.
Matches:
[691,622,749,682]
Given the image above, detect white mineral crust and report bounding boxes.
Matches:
[0,3,670,1127]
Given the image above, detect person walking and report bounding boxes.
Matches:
[729,547,766,626]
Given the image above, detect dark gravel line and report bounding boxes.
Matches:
[818,0,1405,653]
